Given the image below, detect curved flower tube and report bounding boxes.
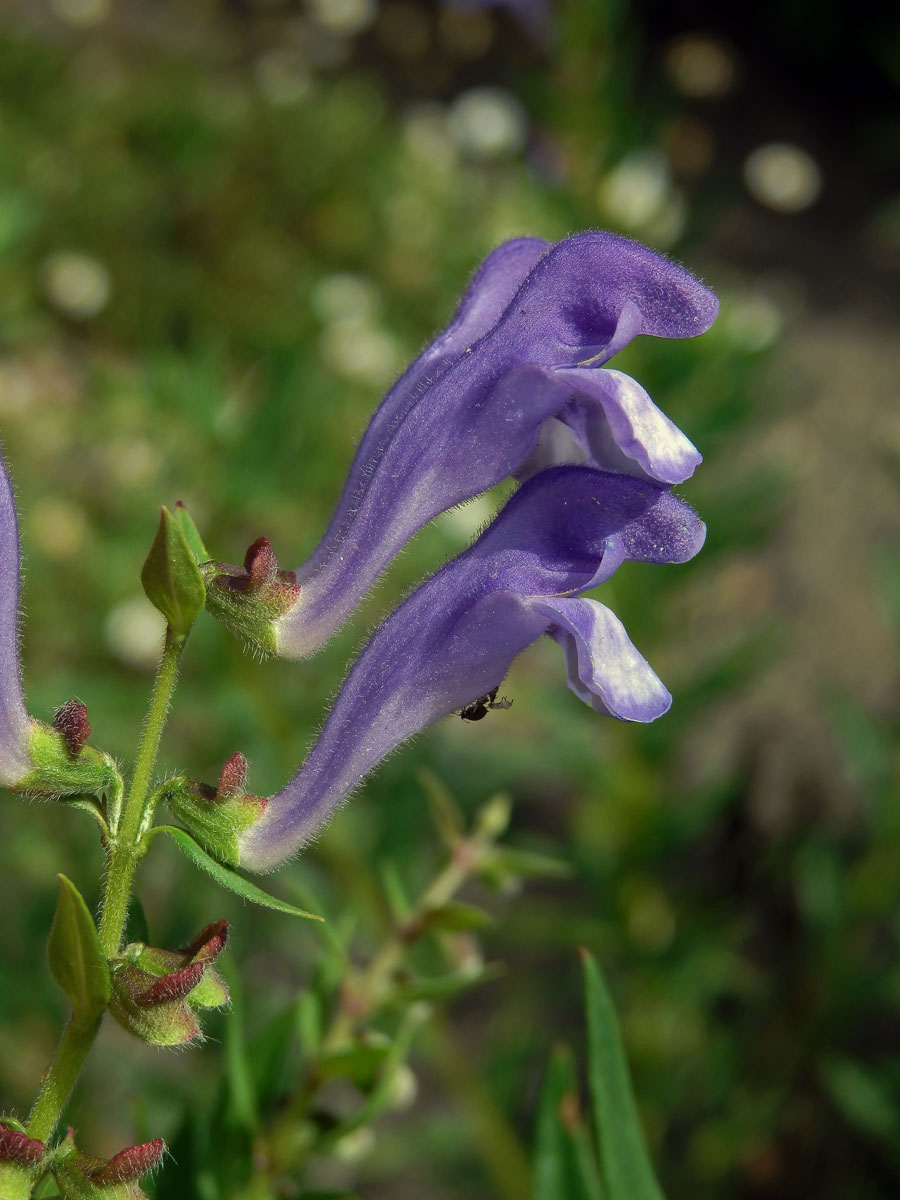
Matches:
[263,231,716,659]
[0,450,32,788]
[239,466,706,871]
[0,449,120,801]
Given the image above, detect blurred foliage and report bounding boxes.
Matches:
[0,0,899,1197]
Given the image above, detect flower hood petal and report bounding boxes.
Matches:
[276,231,715,658]
[240,466,705,870]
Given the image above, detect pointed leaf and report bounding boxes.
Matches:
[489,847,574,881]
[582,950,665,1200]
[389,961,504,1002]
[418,768,464,847]
[318,1042,392,1085]
[532,1045,604,1200]
[380,860,413,923]
[141,506,206,634]
[154,826,322,920]
[224,970,258,1133]
[173,501,210,563]
[47,875,110,1026]
[418,901,493,934]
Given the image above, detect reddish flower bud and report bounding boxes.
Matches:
[244,537,278,587]
[217,752,247,799]
[167,764,268,866]
[0,1127,45,1166]
[182,920,228,962]
[136,962,205,1006]
[52,700,91,757]
[109,921,229,1046]
[202,536,301,656]
[90,1138,165,1185]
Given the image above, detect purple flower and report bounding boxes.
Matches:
[239,466,705,870]
[0,450,118,799]
[0,451,33,789]
[259,231,715,659]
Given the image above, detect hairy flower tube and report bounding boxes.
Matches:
[0,450,119,800]
[238,466,705,871]
[0,449,32,789]
[204,232,716,658]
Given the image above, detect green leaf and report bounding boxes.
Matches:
[418,768,464,846]
[47,875,110,1026]
[389,962,504,1003]
[223,968,258,1133]
[173,501,210,563]
[380,859,413,923]
[318,1042,392,1086]
[489,847,574,882]
[582,950,666,1200]
[31,1177,61,1199]
[418,901,493,934]
[820,1057,900,1144]
[141,506,206,634]
[531,1045,604,1200]
[154,826,322,920]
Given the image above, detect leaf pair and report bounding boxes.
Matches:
[531,952,665,1200]
[47,840,320,1034]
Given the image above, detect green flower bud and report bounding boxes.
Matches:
[202,538,300,656]
[108,922,228,1047]
[54,1131,165,1200]
[18,712,120,803]
[141,506,206,636]
[166,753,267,866]
[0,1123,45,1200]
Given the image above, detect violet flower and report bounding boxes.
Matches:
[0,450,33,789]
[239,466,705,871]
[206,232,716,659]
[0,449,119,799]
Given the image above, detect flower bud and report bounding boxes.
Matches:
[0,1128,45,1166]
[19,713,120,802]
[54,1131,165,1199]
[141,506,206,636]
[53,701,91,757]
[166,754,267,866]
[90,1139,165,1186]
[202,537,300,656]
[0,1125,45,1200]
[108,922,228,1047]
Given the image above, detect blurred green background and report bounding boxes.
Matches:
[0,0,899,1196]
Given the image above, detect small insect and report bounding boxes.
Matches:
[459,686,513,722]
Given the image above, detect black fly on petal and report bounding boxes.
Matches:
[460,687,514,722]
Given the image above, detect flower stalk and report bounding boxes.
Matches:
[98,628,186,959]
[11,625,189,1175]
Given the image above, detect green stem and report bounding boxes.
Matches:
[98,628,186,957]
[323,831,490,1051]
[255,826,500,1187]
[19,628,187,1159]
[25,1016,101,1143]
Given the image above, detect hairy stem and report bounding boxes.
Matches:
[98,628,186,957]
[18,628,187,1160]
[25,1016,102,1144]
